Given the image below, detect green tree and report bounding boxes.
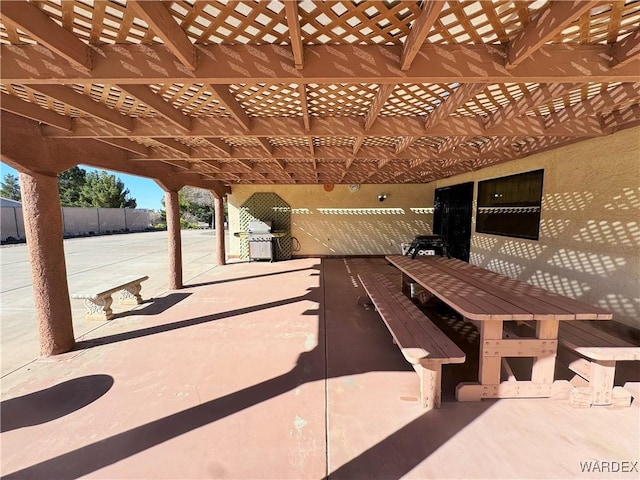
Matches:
[159,187,225,228]
[180,187,214,226]
[58,166,86,206]
[0,173,21,201]
[78,170,137,208]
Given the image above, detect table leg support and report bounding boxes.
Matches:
[479,320,503,385]
[456,320,503,401]
[531,319,559,385]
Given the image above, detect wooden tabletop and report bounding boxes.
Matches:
[385,255,613,322]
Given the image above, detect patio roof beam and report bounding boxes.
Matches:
[256,138,274,156]
[0,92,72,131]
[204,137,232,156]
[28,84,133,131]
[153,138,192,156]
[436,136,477,155]
[235,159,254,171]
[395,136,419,155]
[128,0,197,71]
[610,28,640,69]
[506,1,599,70]
[132,144,438,161]
[41,114,607,140]
[544,82,640,128]
[400,0,446,71]
[600,104,640,133]
[352,137,364,155]
[484,83,581,130]
[425,84,485,130]
[116,84,192,132]
[298,84,311,131]
[0,0,93,72]
[4,44,639,84]
[284,1,304,70]
[1,112,220,194]
[364,84,395,131]
[345,158,354,170]
[96,138,149,156]
[207,84,251,131]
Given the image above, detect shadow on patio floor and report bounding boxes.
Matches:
[1,258,638,479]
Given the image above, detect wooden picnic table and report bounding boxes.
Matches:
[385,255,613,401]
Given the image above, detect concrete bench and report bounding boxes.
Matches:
[557,321,640,408]
[71,275,149,320]
[358,272,465,410]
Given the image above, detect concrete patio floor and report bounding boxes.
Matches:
[1,257,638,479]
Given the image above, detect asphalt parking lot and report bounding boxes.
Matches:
[0,229,226,376]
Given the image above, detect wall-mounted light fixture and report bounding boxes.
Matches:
[378,194,387,202]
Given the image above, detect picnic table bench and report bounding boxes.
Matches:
[557,321,640,407]
[386,255,614,404]
[358,272,465,410]
[71,275,149,320]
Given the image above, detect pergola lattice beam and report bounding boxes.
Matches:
[117,84,191,132]
[0,112,224,191]
[119,130,615,162]
[284,1,304,70]
[256,137,274,156]
[545,82,640,127]
[506,1,600,70]
[0,0,92,72]
[352,137,364,155]
[204,137,232,156]
[28,84,133,131]
[153,138,192,156]
[484,83,581,130]
[600,104,640,132]
[0,92,72,131]
[364,84,395,131]
[128,0,197,71]
[96,137,149,156]
[41,113,607,140]
[207,84,251,131]
[611,28,640,69]
[425,83,485,130]
[436,136,477,154]
[3,44,638,84]
[395,136,419,154]
[298,84,311,131]
[400,0,446,71]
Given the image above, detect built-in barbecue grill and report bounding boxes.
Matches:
[247,220,274,262]
[404,234,450,259]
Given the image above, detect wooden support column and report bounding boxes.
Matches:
[214,194,226,266]
[19,171,75,355]
[165,190,183,289]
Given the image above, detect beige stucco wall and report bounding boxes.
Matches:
[228,183,435,257]
[227,126,640,328]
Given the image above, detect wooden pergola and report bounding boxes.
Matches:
[1,0,639,355]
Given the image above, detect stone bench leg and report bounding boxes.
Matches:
[415,361,443,410]
[83,295,114,321]
[119,282,143,306]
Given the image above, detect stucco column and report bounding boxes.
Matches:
[19,171,75,355]
[214,194,226,266]
[165,190,183,289]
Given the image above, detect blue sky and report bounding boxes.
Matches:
[0,162,165,210]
